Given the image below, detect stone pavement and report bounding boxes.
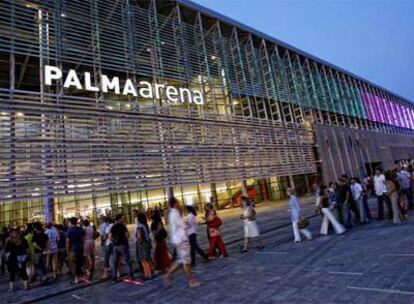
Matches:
[0,195,317,304]
[37,208,414,304]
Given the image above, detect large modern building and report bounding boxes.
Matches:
[1,0,413,226]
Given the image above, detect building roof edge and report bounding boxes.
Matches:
[176,0,413,104]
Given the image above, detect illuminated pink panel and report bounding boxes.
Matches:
[386,99,396,125]
[401,105,409,128]
[367,92,378,122]
[380,98,391,125]
[398,103,407,128]
[392,102,402,127]
[361,91,374,121]
[405,106,414,129]
[374,95,385,123]
[411,109,414,129]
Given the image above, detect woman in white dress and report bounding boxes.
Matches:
[317,186,346,235]
[240,196,264,253]
[287,188,312,243]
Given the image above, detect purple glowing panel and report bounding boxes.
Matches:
[361,91,373,121]
[404,106,413,129]
[380,98,389,124]
[398,104,407,128]
[400,105,408,128]
[386,99,396,125]
[364,91,376,121]
[372,95,385,123]
[403,106,412,129]
[411,108,414,129]
[392,102,403,127]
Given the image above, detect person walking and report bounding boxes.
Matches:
[163,197,202,288]
[32,223,49,284]
[240,196,264,252]
[83,219,97,280]
[135,213,153,280]
[66,217,85,284]
[150,211,171,273]
[110,214,134,283]
[186,205,209,266]
[23,224,35,282]
[206,205,228,259]
[55,225,66,277]
[374,169,391,220]
[99,216,109,247]
[100,217,114,279]
[287,188,312,243]
[386,172,402,224]
[335,178,350,225]
[204,203,218,257]
[398,166,413,211]
[351,178,368,224]
[317,186,346,235]
[5,229,29,291]
[45,223,59,279]
[362,176,373,220]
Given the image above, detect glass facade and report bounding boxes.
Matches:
[0,0,413,225]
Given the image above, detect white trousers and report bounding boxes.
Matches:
[320,208,346,235]
[389,193,401,224]
[292,221,312,242]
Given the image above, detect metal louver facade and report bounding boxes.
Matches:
[0,0,413,224]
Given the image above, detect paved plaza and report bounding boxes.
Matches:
[2,198,414,304]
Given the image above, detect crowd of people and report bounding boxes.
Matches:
[0,164,412,292]
[288,164,413,243]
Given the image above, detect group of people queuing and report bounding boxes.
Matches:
[0,196,232,291]
[288,164,414,243]
[0,219,95,291]
[1,164,412,292]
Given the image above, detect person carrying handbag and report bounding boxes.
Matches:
[287,189,313,243]
[240,196,264,252]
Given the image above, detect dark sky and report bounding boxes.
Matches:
[193,0,414,103]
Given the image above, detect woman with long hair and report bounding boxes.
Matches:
[240,196,264,252]
[186,206,209,266]
[206,205,228,259]
[136,212,153,279]
[150,211,171,273]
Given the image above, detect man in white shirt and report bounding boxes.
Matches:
[163,197,202,288]
[351,178,368,224]
[373,169,388,220]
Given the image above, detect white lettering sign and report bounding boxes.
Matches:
[44,65,204,105]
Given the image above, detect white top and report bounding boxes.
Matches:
[351,183,363,201]
[289,195,300,222]
[133,217,139,242]
[168,208,188,245]
[374,174,387,196]
[99,222,108,237]
[187,213,198,236]
[105,223,114,246]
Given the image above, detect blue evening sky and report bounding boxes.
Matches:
[193,0,414,103]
